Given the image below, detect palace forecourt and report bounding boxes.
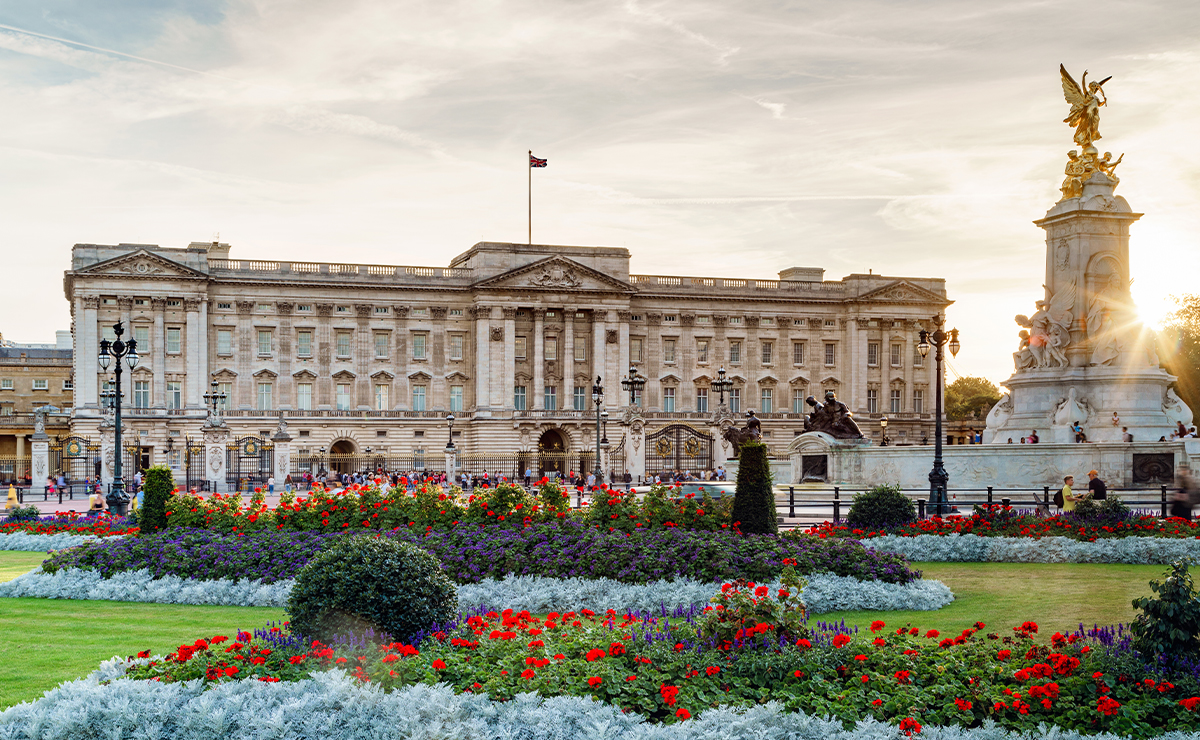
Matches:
[60,240,948,490]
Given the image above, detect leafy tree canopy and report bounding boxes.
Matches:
[945,377,1001,421]
[1158,294,1200,415]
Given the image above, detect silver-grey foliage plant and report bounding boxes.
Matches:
[0,568,954,613]
[869,534,1200,564]
[2,662,1198,740]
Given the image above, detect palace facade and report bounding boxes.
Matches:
[63,240,949,485]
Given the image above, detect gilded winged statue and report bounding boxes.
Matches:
[1060,64,1110,149]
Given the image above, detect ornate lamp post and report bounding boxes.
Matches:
[445,413,456,452]
[591,376,604,485]
[98,321,139,516]
[712,367,733,408]
[917,314,960,516]
[620,367,646,406]
[203,381,227,419]
[879,416,889,446]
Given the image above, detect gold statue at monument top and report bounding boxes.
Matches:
[1060,64,1109,149]
[1057,64,1122,201]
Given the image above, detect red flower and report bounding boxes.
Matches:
[1097,696,1121,716]
[954,698,972,711]
[224,665,239,676]
[705,666,720,676]
[521,669,536,679]
[870,620,885,633]
[795,638,812,650]
[587,676,603,687]
[997,650,1011,661]
[899,717,922,736]
[872,699,883,706]
[675,708,691,720]
[924,630,939,639]
[432,659,447,670]
[586,648,607,662]
[832,634,851,648]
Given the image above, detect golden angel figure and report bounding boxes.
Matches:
[1060,64,1110,148]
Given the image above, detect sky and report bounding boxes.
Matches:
[1,0,1199,386]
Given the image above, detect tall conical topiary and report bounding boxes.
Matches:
[141,465,174,533]
[730,441,777,535]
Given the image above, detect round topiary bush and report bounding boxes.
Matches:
[287,535,458,643]
[846,484,916,530]
[730,441,778,535]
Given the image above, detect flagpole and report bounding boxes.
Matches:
[527,150,532,247]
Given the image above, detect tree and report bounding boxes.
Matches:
[730,441,777,535]
[945,377,1001,421]
[1158,294,1200,416]
[141,465,174,533]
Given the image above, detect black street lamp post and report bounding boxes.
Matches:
[620,367,645,406]
[203,381,227,418]
[445,413,456,452]
[591,376,604,485]
[98,321,139,516]
[917,314,960,517]
[712,367,733,408]
[880,416,889,446]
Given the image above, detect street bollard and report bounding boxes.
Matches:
[918,498,926,519]
[1162,485,1168,518]
[987,486,993,505]
[1043,486,1050,514]
[833,487,841,522]
[789,487,795,518]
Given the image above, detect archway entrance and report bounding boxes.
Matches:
[537,429,567,477]
[329,439,357,475]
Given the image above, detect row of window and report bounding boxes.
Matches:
[102,325,185,354]
[198,381,464,412]
[866,342,924,368]
[866,388,924,415]
[0,378,71,391]
[509,387,925,414]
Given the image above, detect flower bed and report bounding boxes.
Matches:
[852,534,1200,565]
[0,568,954,612]
[14,614,1196,738]
[806,509,1200,542]
[164,480,736,534]
[0,531,116,552]
[0,512,136,540]
[40,523,922,585]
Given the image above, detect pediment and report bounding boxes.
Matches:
[692,374,712,385]
[851,280,950,306]
[889,375,906,385]
[371,370,395,380]
[293,369,317,379]
[408,371,432,381]
[74,249,207,280]
[252,368,278,379]
[658,373,681,384]
[332,370,356,380]
[820,375,841,385]
[445,371,470,382]
[212,368,237,380]
[758,375,778,386]
[789,375,811,386]
[474,256,635,294]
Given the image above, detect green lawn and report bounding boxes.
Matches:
[0,553,1169,710]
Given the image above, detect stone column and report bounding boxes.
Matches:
[185,299,203,408]
[445,447,457,475]
[563,314,575,410]
[431,306,448,409]
[81,296,100,408]
[532,309,545,410]
[15,434,25,461]
[472,306,491,414]
[275,302,293,409]
[236,300,255,408]
[605,309,619,409]
[617,311,631,396]
[354,304,372,408]
[847,318,863,413]
[204,425,229,493]
[118,296,133,333]
[199,299,209,402]
[501,307,517,409]
[316,304,334,409]
[592,310,606,396]
[272,421,292,487]
[150,298,166,409]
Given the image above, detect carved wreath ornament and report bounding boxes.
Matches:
[208,447,223,475]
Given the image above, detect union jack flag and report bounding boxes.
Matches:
[529,153,548,168]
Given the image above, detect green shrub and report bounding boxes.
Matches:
[730,442,777,535]
[698,564,809,647]
[585,485,641,532]
[1131,559,1200,661]
[1073,496,1132,525]
[287,535,457,643]
[4,504,40,522]
[846,484,916,531]
[140,466,174,534]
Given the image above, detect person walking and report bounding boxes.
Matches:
[267,475,275,495]
[1061,475,1080,513]
[1086,470,1108,500]
[1172,467,1196,520]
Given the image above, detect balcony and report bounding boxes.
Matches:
[208,259,474,286]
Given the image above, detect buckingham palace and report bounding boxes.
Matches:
[61,239,950,487]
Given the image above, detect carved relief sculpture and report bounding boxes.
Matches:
[802,391,864,439]
[1014,281,1074,369]
[528,265,581,289]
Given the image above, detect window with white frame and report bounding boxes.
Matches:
[761,341,773,364]
[412,334,427,360]
[412,386,427,411]
[696,387,708,412]
[336,383,351,411]
[544,386,557,410]
[62,378,73,390]
[133,326,150,351]
[449,385,464,412]
[890,388,902,414]
[256,383,272,410]
[891,343,903,367]
[217,329,232,355]
[663,339,676,362]
[166,381,181,410]
[574,340,586,362]
[866,388,878,414]
[374,332,389,359]
[297,383,312,410]
[573,386,586,411]
[913,389,924,414]
[297,330,312,357]
[729,341,741,364]
[166,327,181,354]
[729,388,741,412]
[449,334,464,361]
[793,341,805,364]
[216,382,231,410]
[697,339,709,363]
[0,379,12,390]
[867,342,879,366]
[257,330,272,356]
[824,343,836,366]
[32,378,48,391]
[336,332,351,357]
[663,387,675,412]
[630,338,642,363]
[793,389,805,413]
[515,337,527,361]
[760,388,773,413]
[544,336,557,361]
[375,383,390,410]
[514,385,527,410]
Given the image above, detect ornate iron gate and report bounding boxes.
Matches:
[644,424,714,477]
[185,436,208,491]
[226,436,274,491]
[49,436,100,496]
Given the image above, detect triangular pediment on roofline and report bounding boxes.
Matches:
[850,280,951,305]
[473,256,635,294]
[73,249,208,280]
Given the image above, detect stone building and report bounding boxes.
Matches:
[63,240,949,487]
[0,340,73,482]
